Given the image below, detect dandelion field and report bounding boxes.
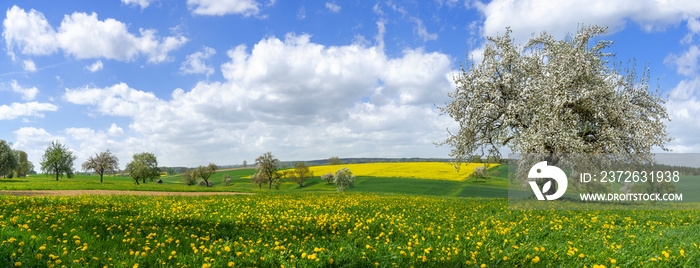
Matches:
[1,192,699,267]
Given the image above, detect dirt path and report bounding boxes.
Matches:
[0,190,254,197]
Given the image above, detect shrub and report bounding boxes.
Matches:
[207,181,214,187]
[197,180,207,187]
[468,166,487,182]
[333,168,355,192]
[157,179,163,184]
[222,174,232,186]
[182,170,196,186]
[321,172,333,184]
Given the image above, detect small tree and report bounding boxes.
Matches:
[0,140,18,178]
[254,152,281,189]
[328,156,342,165]
[321,172,333,184]
[468,166,487,182]
[242,160,247,167]
[81,149,119,183]
[222,174,232,186]
[14,150,33,178]
[194,163,217,187]
[251,172,265,188]
[289,162,314,187]
[40,141,77,181]
[333,168,355,192]
[125,152,159,185]
[182,169,197,186]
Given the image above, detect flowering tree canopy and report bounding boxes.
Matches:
[440,25,671,164]
[439,26,672,193]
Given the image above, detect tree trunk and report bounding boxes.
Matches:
[143,177,146,184]
[134,178,140,185]
[543,153,560,196]
[100,172,103,183]
[269,180,272,189]
[56,173,59,181]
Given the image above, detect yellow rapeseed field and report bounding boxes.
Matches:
[308,162,497,181]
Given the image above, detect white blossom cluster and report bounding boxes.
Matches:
[439,26,672,190]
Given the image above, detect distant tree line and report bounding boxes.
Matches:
[0,140,35,178]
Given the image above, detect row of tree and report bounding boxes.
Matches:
[0,140,35,178]
[10,141,161,185]
[251,152,355,191]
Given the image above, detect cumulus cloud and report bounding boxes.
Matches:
[474,0,700,42]
[121,0,155,9]
[10,80,38,100]
[3,6,187,63]
[187,0,261,16]
[665,46,700,77]
[107,123,125,137]
[85,60,103,73]
[0,102,57,120]
[665,78,700,152]
[64,83,163,117]
[180,46,216,76]
[23,59,37,72]
[325,2,341,13]
[63,33,457,166]
[3,6,57,56]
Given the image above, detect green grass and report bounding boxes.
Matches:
[0,169,258,192]
[1,166,513,198]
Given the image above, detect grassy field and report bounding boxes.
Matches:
[1,193,698,267]
[1,164,511,198]
[1,163,697,267]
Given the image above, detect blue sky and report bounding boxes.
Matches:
[2,0,700,169]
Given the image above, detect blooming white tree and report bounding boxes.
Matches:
[333,168,355,192]
[439,26,672,193]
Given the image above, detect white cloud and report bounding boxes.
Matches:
[107,123,125,137]
[0,101,58,120]
[665,46,700,76]
[64,33,457,166]
[64,83,163,117]
[475,0,700,42]
[180,46,216,76]
[10,80,38,100]
[325,2,341,13]
[664,76,700,153]
[411,17,438,41]
[3,6,57,56]
[187,0,260,17]
[3,6,187,63]
[297,6,306,20]
[121,0,155,9]
[23,59,36,72]
[85,60,103,73]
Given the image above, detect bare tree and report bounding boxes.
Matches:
[82,149,119,183]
